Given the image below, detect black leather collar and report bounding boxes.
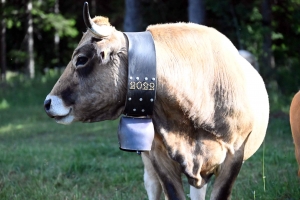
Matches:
[123,31,157,117]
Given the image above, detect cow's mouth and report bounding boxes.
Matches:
[54,115,68,120]
[53,108,74,125]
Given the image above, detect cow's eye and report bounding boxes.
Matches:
[76,56,88,67]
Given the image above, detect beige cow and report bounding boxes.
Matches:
[44,3,269,200]
[290,91,300,177]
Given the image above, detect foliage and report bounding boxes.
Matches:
[2,0,300,100]
[3,0,79,72]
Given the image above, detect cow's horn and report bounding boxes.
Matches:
[83,2,111,37]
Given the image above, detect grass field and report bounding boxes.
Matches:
[0,72,299,200]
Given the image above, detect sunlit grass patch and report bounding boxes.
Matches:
[0,99,9,110]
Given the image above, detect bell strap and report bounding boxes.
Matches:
[123,31,157,117]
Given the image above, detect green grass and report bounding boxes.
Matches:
[0,72,299,199]
[232,117,300,200]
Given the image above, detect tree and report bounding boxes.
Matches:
[0,0,6,81]
[26,0,35,79]
[188,0,205,24]
[123,0,142,32]
[261,0,275,80]
[53,0,60,66]
[2,0,299,96]
[90,0,97,17]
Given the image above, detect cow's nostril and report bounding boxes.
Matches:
[44,99,51,111]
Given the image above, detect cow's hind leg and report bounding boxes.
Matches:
[152,158,185,200]
[142,152,162,200]
[190,184,207,200]
[149,146,186,200]
[210,148,244,200]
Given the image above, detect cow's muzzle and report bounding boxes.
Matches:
[43,95,74,124]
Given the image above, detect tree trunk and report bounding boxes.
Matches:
[54,0,60,67]
[261,0,275,79]
[188,0,205,24]
[230,0,242,49]
[91,0,97,17]
[27,0,35,79]
[123,0,142,32]
[0,0,6,82]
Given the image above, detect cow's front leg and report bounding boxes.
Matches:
[210,147,244,200]
[142,152,162,200]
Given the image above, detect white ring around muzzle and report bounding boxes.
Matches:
[45,95,74,124]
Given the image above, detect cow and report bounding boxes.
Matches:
[44,3,269,200]
[290,91,300,177]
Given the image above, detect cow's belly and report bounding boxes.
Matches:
[243,114,269,160]
[157,127,231,188]
[241,61,269,160]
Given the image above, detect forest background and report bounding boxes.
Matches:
[0,0,300,103]
[1,0,300,102]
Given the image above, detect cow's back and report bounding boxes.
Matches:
[147,22,269,160]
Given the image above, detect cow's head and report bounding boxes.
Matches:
[44,2,127,124]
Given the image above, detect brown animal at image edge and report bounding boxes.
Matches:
[290,91,300,177]
[44,2,269,200]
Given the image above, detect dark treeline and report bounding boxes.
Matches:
[0,0,299,96]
